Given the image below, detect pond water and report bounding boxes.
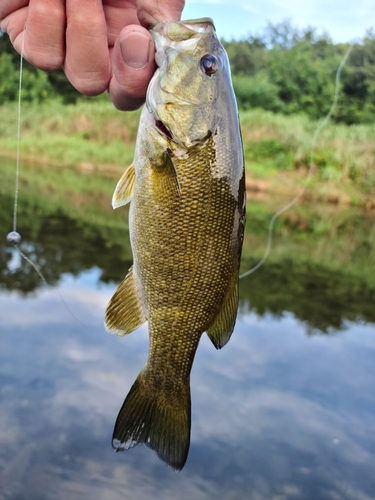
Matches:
[0,162,375,499]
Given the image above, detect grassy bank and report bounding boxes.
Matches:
[0,99,139,172]
[1,99,375,205]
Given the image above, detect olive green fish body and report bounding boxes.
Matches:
[105,18,245,471]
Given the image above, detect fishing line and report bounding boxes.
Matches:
[6,29,88,331]
[239,42,354,280]
[6,30,24,247]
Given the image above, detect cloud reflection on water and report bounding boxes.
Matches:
[1,271,375,499]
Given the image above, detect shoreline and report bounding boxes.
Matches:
[2,150,375,211]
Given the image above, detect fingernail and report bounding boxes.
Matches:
[120,32,151,70]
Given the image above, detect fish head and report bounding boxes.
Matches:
[147,18,230,148]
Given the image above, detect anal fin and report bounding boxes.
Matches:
[206,276,239,349]
[105,266,147,336]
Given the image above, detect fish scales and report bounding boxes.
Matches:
[134,135,241,379]
[105,17,245,471]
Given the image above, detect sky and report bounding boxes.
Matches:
[183,0,374,43]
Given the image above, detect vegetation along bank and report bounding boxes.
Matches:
[1,21,374,206]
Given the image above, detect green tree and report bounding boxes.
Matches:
[223,20,375,124]
[0,29,82,104]
[222,38,266,76]
[334,34,375,124]
[267,40,339,118]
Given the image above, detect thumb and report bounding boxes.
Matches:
[108,26,156,111]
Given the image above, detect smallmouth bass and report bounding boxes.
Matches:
[105,18,245,471]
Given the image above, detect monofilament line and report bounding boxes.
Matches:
[13,32,24,233]
[6,30,87,331]
[240,42,354,280]
[6,33,24,247]
[15,245,88,330]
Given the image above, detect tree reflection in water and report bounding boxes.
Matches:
[1,191,375,334]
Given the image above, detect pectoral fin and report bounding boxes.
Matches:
[206,277,239,349]
[112,164,135,209]
[105,266,147,336]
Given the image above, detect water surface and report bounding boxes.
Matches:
[0,162,374,499]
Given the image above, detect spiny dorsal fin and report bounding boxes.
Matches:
[112,164,135,209]
[105,266,147,336]
[206,277,239,349]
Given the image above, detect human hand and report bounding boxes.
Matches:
[0,0,185,110]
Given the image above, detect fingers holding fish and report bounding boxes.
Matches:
[1,0,110,91]
[107,0,185,110]
[64,0,148,97]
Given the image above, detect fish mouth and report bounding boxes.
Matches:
[155,119,174,141]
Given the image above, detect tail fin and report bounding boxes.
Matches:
[112,371,191,471]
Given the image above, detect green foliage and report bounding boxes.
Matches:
[0,29,85,104]
[238,107,375,191]
[245,138,293,170]
[232,73,285,112]
[0,99,139,168]
[222,37,266,76]
[267,41,339,119]
[224,22,375,124]
[0,52,53,104]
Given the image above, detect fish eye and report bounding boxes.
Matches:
[200,54,219,76]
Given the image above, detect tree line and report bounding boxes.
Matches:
[1,20,375,123]
[223,20,375,124]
